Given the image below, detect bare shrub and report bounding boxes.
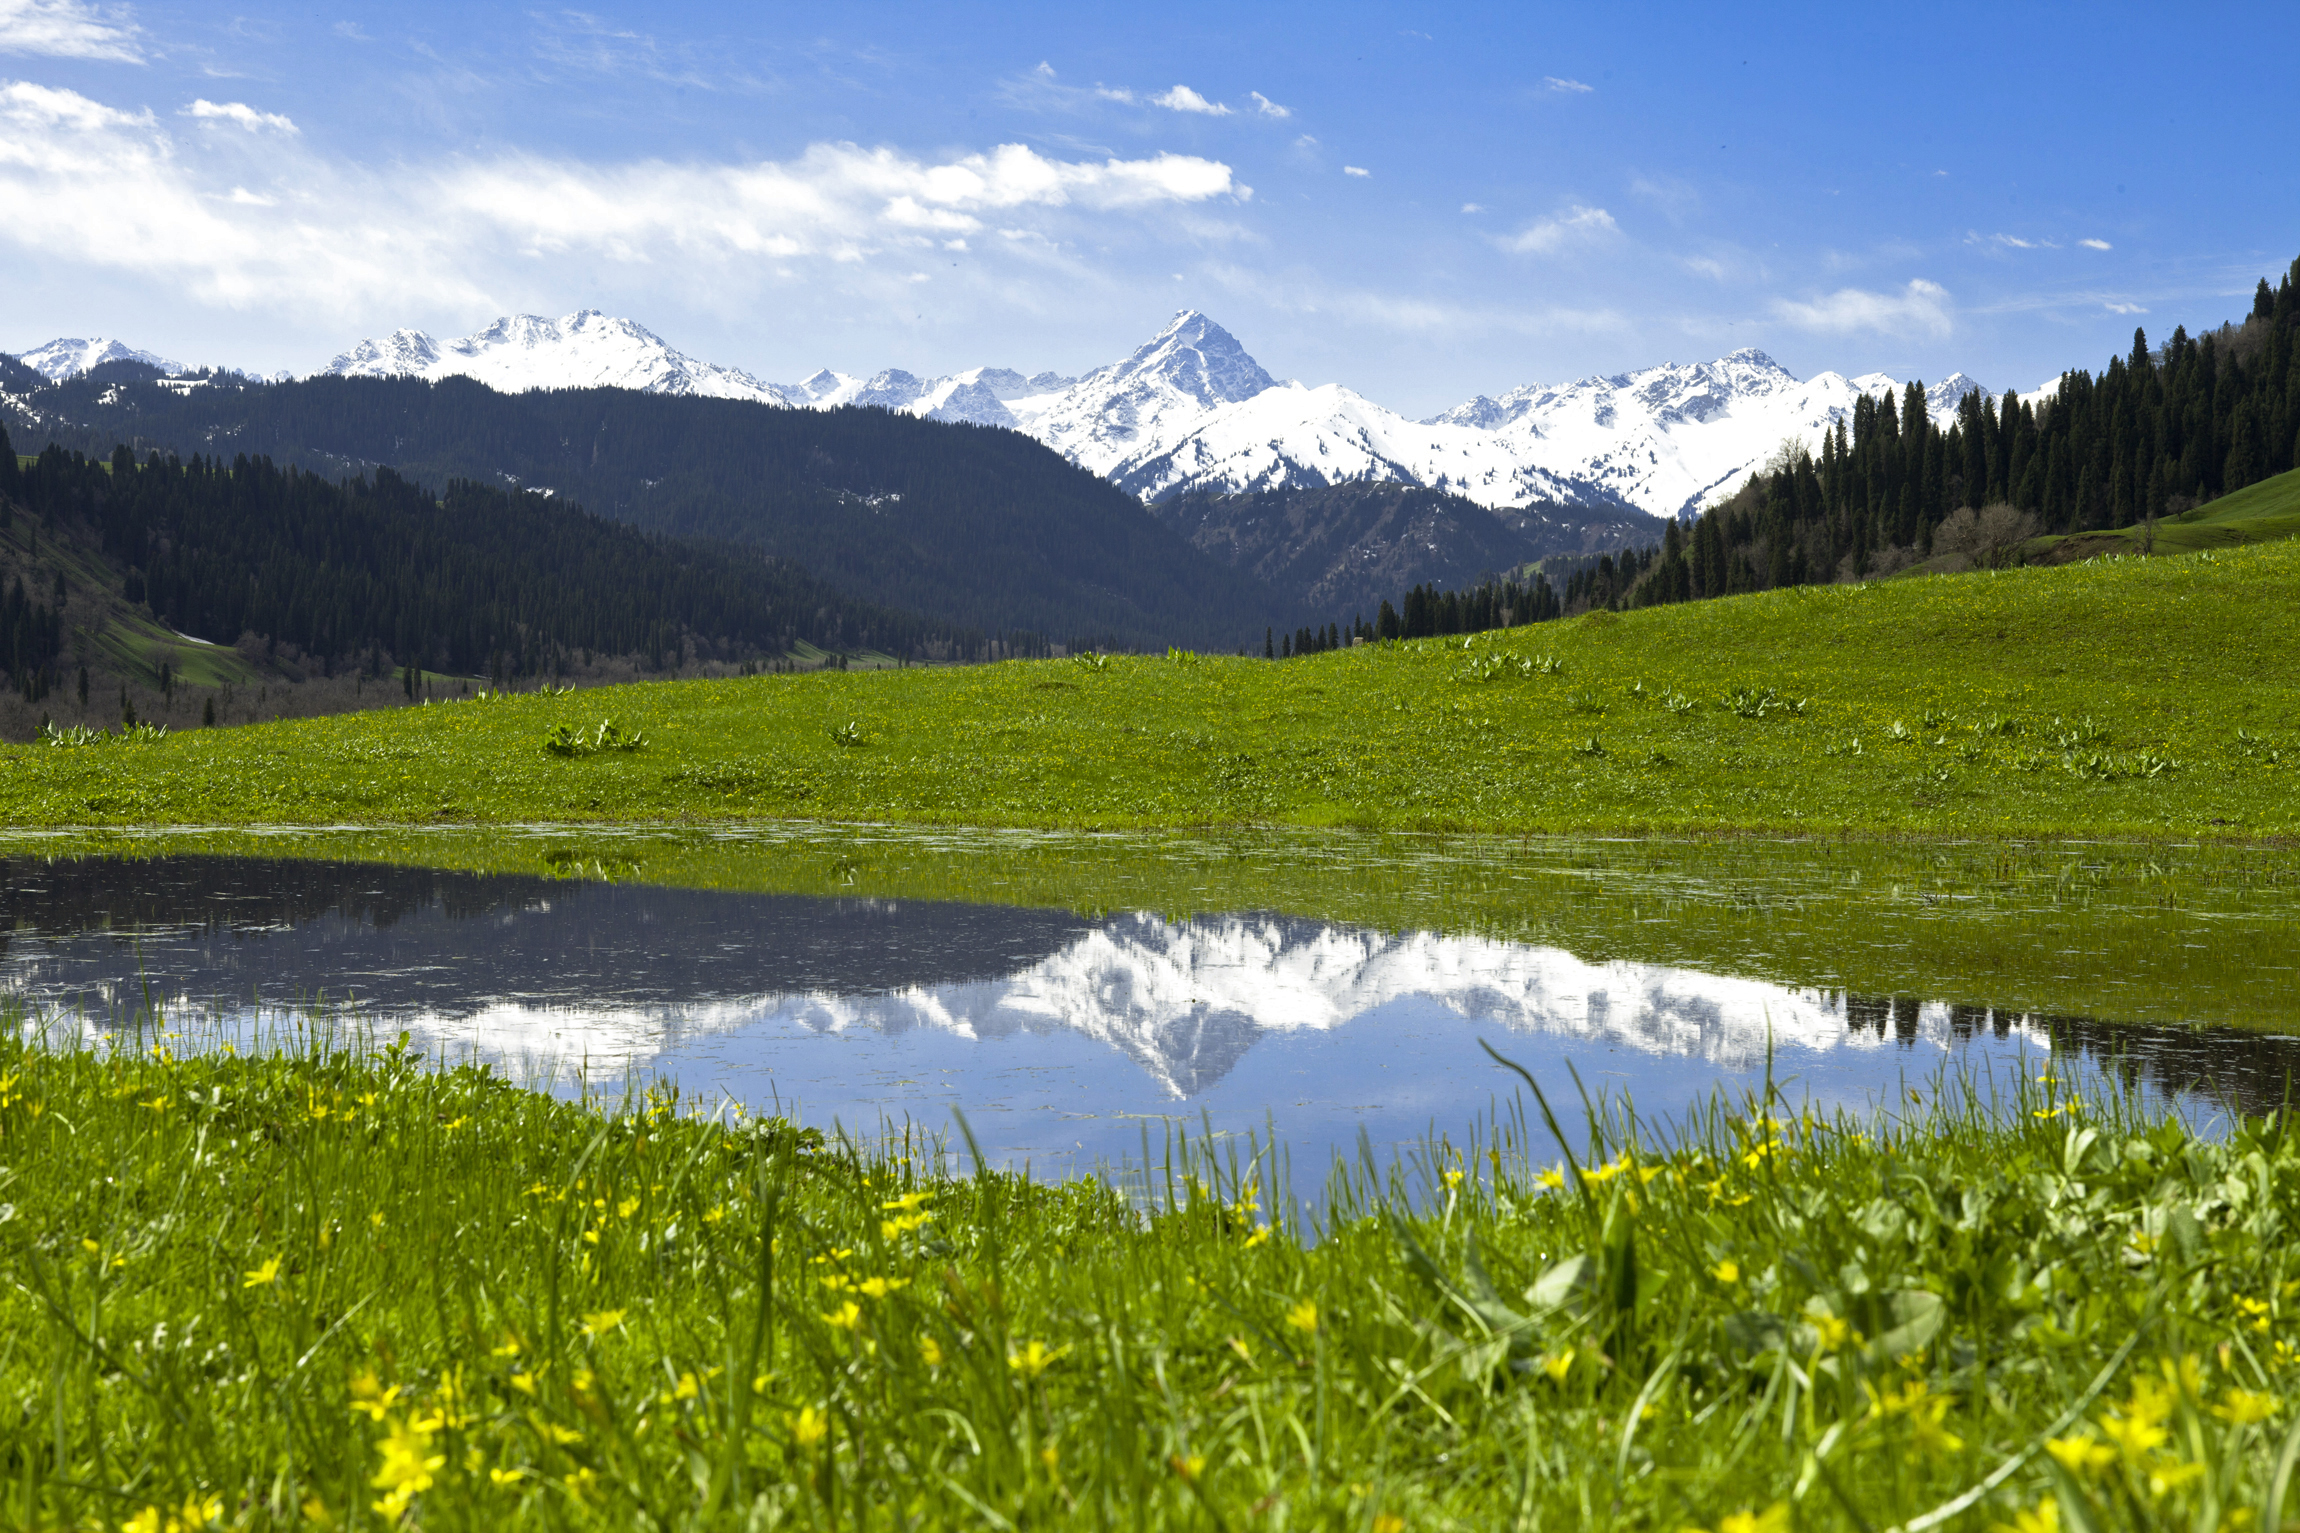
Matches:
[1935,504,2039,569]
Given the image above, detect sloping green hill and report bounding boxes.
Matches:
[2038,464,2300,560]
[6,534,2296,840]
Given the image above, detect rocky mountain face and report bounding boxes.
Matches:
[1154,482,1669,616]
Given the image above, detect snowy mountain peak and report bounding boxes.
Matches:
[1105,309,1277,407]
[318,309,795,404]
[16,337,186,381]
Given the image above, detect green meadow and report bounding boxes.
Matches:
[10,490,2300,1530]
[4,533,2299,842]
[5,1024,2299,1532]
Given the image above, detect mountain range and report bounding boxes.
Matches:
[18,309,1990,521]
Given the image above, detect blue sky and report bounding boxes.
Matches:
[0,0,2293,414]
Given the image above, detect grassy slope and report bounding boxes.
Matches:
[5,1031,2295,1531]
[2032,465,2300,562]
[5,535,2297,840]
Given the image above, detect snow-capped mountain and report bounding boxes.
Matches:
[320,310,796,404]
[827,314,1988,519]
[1399,351,1996,518]
[1003,310,1276,477]
[305,305,1987,519]
[15,337,186,380]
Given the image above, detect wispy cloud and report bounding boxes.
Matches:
[333,19,370,42]
[2104,301,2146,314]
[1248,90,1289,119]
[1342,165,1369,178]
[186,98,298,133]
[1970,231,2061,252]
[1150,84,1229,116]
[1770,278,1953,339]
[1460,202,1481,213]
[1499,204,1617,254]
[1544,76,1593,94]
[0,0,142,61]
[0,81,1246,317]
[2080,237,2112,251]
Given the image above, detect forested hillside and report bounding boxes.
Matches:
[1627,254,2300,604]
[0,425,968,730]
[0,374,1299,652]
[1153,480,1661,618]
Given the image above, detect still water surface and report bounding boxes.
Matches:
[4,855,2291,1173]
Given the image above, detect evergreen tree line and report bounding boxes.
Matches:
[0,563,62,700]
[0,425,984,682]
[1627,254,2300,606]
[1373,573,1564,641]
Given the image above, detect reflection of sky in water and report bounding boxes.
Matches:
[3,857,2287,1176]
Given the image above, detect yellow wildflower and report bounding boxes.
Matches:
[1994,1498,2059,1533]
[1008,1340,1065,1378]
[243,1257,282,1288]
[2212,1388,2279,1424]
[2045,1434,2116,1475]
[821,1300,862,1331]
[1542,1352,1573,1385]
[578,1309,625,1338]
[1285,1300,1319,1335]
[790,1406,828,1449]
[369,1415,445,1519]
[349,1373,403,1421]
[1711,1260,1739,1284]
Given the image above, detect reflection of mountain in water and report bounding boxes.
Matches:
[4,857,2296,1115]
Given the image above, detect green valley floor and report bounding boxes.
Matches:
[4,535,2297,840]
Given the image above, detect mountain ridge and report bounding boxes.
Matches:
[17,310,1988,521]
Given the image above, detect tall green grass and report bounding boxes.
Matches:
[4,1016,2299,1530]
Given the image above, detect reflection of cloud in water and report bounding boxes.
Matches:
[381,913,1973,1098]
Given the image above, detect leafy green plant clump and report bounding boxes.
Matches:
[543,721,648,758]
[5,1027,2300,1529]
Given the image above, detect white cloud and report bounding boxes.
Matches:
[186,98,298,133]
[0,83,1244,315]
[1093,85,1135,104]
[1499,204,1617,254]
[2104,301,2146,315]
[1460,202,1481,213]
[1033,61,1055,78]
[334,20,370,42]
[1770,279,1953,340]
[1151,84,1229,116]
[1342,165,1369,177]
[1544,76,1593,93]
[0,0,142,62]
[2080,237,2112,251]
[1248,91,1289,119]
[1293,134,1316,147]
